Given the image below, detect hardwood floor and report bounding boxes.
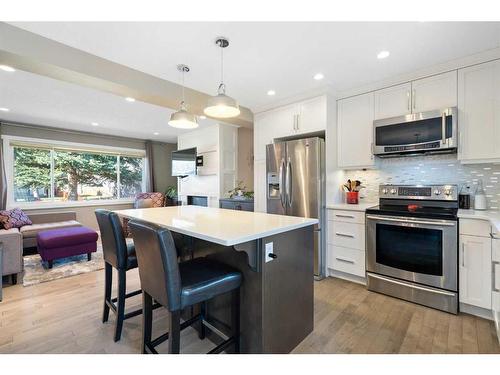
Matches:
[0,272,499,354]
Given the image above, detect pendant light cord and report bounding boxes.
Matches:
[181,67,185,105]
[218,41,225,95]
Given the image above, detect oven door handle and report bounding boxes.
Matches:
[366,215,456,227]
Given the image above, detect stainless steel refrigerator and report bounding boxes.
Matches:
[266,137,326,280]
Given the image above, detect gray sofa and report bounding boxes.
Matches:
[0,211,82,284]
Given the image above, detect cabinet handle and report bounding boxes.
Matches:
[336,232,355,238]
[371,142,374,159]
[412,89,416,110]
[336,256,355,264]
[296,114,300,131]
[407,91,410,111]
[441,111,447,145]
[335,214,355,219]
[293,114,298,131]
[462,243,466,268]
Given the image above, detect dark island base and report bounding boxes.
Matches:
[186,225,314,354]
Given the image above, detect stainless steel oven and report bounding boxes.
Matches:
[373,107,458,157]
[365,184,459,314]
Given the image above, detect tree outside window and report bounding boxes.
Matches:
[12,145,145,204]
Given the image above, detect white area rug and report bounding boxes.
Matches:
[22,244,105,287]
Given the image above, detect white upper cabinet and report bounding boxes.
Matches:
[458,59,500,163]
[296,95,327,135]
[373,71,457,121]
[374,82,411,120]
[337,92,375,169]
[411,71,457,112]
[253,95,328,161]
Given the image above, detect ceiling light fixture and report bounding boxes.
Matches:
[267,90,276,96]
[0,107,10,112]
[168,64,198,129]
[204,37,240,119]
[313,73,324,80]
[153,132,159,136]
[91,122,99,126]
[125,97,136,102]
[0,65,15,72]
[377,50,390,59]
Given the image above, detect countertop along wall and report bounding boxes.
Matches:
[1,122,177,230]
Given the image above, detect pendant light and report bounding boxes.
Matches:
[168,64,199,129]
[204,37,241,118]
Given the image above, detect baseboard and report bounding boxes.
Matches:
[460,302,493,320]
[328,268,366,285]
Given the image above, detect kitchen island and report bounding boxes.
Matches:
[115,205,318,353]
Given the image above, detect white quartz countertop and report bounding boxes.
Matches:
[458,209,500,233]
[115,206,318,246]
[327,202,377,211]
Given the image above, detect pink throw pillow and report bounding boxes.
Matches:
[0,208,32,230]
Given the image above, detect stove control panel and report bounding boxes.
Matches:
[379,184,458,201]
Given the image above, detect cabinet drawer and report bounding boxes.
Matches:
[328,245,365,277]
[328,209,365,224]
[328,221,365,250]
[460,218,492,237]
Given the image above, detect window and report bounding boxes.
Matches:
[9,138,146,206]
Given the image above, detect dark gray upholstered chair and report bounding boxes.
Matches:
[95,209,143,342]
[129,220,242,354]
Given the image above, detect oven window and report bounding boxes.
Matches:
[376,224,443,276]
[375,115,452,146]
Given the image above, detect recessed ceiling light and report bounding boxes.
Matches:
[199,115,207,120]
[125,97,136,102]
[377,50,390,59]
[267,90,276,96]
[0,107,10,112]
[153,132,159,136]
[313,73,324,80]
[91,122,99,126]
[0,65,15,72]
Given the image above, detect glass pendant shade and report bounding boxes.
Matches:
[168,103,198,129]
[168,64,198,129]
[204,37,240,119]
[204,85,240,118]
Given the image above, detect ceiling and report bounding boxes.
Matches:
[10,22,500,112]
[2,22,500,141]
[0,68,221,143]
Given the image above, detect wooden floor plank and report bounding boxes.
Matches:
[1,272,499,354]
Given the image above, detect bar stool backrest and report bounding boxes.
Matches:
[129,220,181,311]
[95,209,129,270]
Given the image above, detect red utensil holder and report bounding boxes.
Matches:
[346,191,359,204]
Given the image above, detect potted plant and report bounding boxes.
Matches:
[164,185,178,206]
[228,181,254,200]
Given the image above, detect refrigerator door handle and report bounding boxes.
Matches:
[279,158,286,208]
[286,158,292,207]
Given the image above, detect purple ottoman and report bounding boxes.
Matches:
[37,226,99,269]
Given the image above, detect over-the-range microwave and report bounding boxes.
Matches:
[373,107,458,157]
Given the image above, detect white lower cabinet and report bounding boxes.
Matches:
[327,209,366,279]
[459,233,492,309]
[493,237,500,339]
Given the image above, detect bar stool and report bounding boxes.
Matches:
[95,209,145,342]
[129,220,242,354]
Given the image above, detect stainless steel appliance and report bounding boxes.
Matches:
[266,137,325,280]
[373,107,458,157]
[366,184,459,314]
